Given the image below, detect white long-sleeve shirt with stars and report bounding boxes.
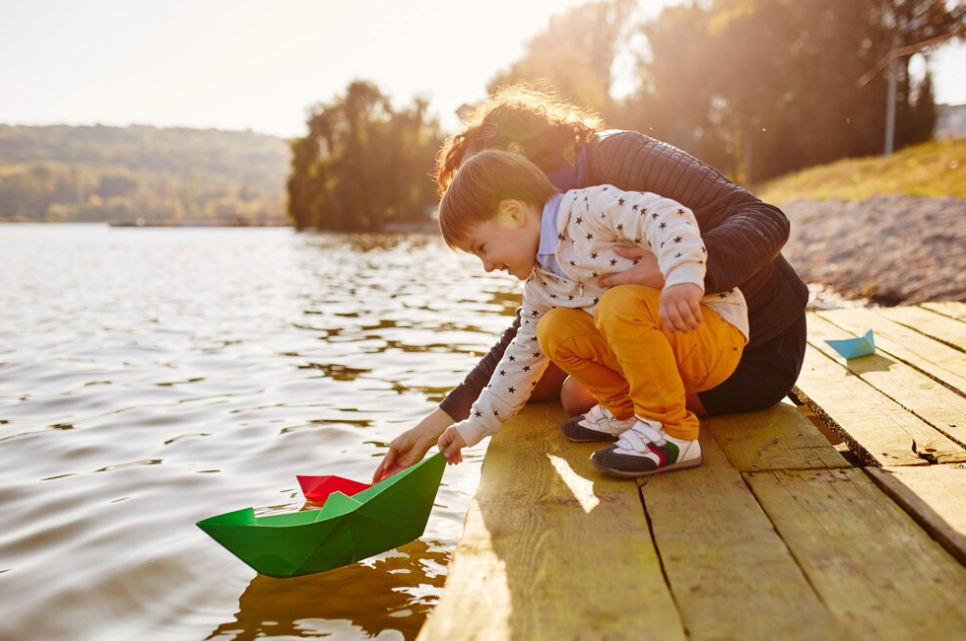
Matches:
[453,184,749,448]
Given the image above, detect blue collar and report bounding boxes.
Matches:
[536,193,565,277]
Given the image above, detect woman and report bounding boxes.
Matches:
[372,85,808,482]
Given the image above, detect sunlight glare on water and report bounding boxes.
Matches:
[0,224,522,641]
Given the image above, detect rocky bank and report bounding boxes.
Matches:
[780,195,966,305]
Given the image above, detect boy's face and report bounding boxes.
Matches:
[460,199,542,281]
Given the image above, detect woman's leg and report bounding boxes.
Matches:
[696,310,807,415]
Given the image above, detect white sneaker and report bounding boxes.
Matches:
[591,418,702,478]
[561,404,637,443]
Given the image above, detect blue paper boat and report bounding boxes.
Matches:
[825,329,875,360]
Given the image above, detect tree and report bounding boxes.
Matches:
[287,81,442,231]
[630,0,964,183]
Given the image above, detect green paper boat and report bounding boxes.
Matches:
[197,452,446,577]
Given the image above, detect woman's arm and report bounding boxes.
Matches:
[588,130,789,294]
[438,309,522,421]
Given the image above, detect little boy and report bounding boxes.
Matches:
[436,150,748,477]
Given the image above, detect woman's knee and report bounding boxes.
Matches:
[536,308,587,358]
[561,376,597,416]
[594,285,661,329]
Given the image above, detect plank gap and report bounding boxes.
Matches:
[737,471,837,615]
[636,484,686,634]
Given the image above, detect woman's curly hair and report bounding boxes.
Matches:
[435,83,604,196]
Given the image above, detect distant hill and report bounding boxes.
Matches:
[0,124,291,224]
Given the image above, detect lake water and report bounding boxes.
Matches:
[0,224,524,641]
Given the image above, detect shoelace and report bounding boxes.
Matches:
[616,421,664,453]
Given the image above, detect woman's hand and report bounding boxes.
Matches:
[437,426,467,465]
[659,283,704,333]
[597,246,665,289]
[372,407,453,483]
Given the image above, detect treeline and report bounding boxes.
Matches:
[289,0,964,231]
[0,125,289,224]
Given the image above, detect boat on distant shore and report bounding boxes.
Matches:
[110,217,290,228]
[196,452,446,577]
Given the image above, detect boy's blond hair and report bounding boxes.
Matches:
[437,150,558,250]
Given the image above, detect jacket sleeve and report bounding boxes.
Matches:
[453,283,551,447]
[589,130,789,294]
[439,310,521,422]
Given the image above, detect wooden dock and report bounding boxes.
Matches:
[417,303,966,641]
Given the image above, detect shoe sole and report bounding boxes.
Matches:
[591,453,703,479]
[563,431,618,443]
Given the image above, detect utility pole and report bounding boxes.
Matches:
[858,30,962,156]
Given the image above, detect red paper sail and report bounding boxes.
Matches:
[296,474,372,503]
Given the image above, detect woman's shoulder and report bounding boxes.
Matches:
[587,129,697,162]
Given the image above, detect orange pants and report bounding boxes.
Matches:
[536,285,745,440]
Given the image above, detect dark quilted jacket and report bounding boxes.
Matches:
[439,129,809,422]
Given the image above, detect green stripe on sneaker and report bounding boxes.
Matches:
[660,441,679,464]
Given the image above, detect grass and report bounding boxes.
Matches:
[755,139,966,204]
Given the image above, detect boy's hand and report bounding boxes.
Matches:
[438,426,467,465]
[660,283,703,333]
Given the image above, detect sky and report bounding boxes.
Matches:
[1,0,964,139]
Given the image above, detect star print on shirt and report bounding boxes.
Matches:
[474,410,482,417]
[508,387,515,394]
[610,259,617,266]
[576,217,583,225]
[586,233,593,240]
[618,197,625,206]
[631,204,639,211]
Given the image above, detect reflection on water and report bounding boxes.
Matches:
[0,225,520,641]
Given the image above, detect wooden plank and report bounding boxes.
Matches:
[705,398,849,472]
[746,468,966,640]
[867,465,966,567]
[879,306,966,352]
[640,430,845,641]
[921,301,966,322]
[808,314,966,452]
[417,403,686,641]
[817,307,966,395]
[795,343,947,467]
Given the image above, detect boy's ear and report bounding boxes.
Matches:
[497,199,527,227]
